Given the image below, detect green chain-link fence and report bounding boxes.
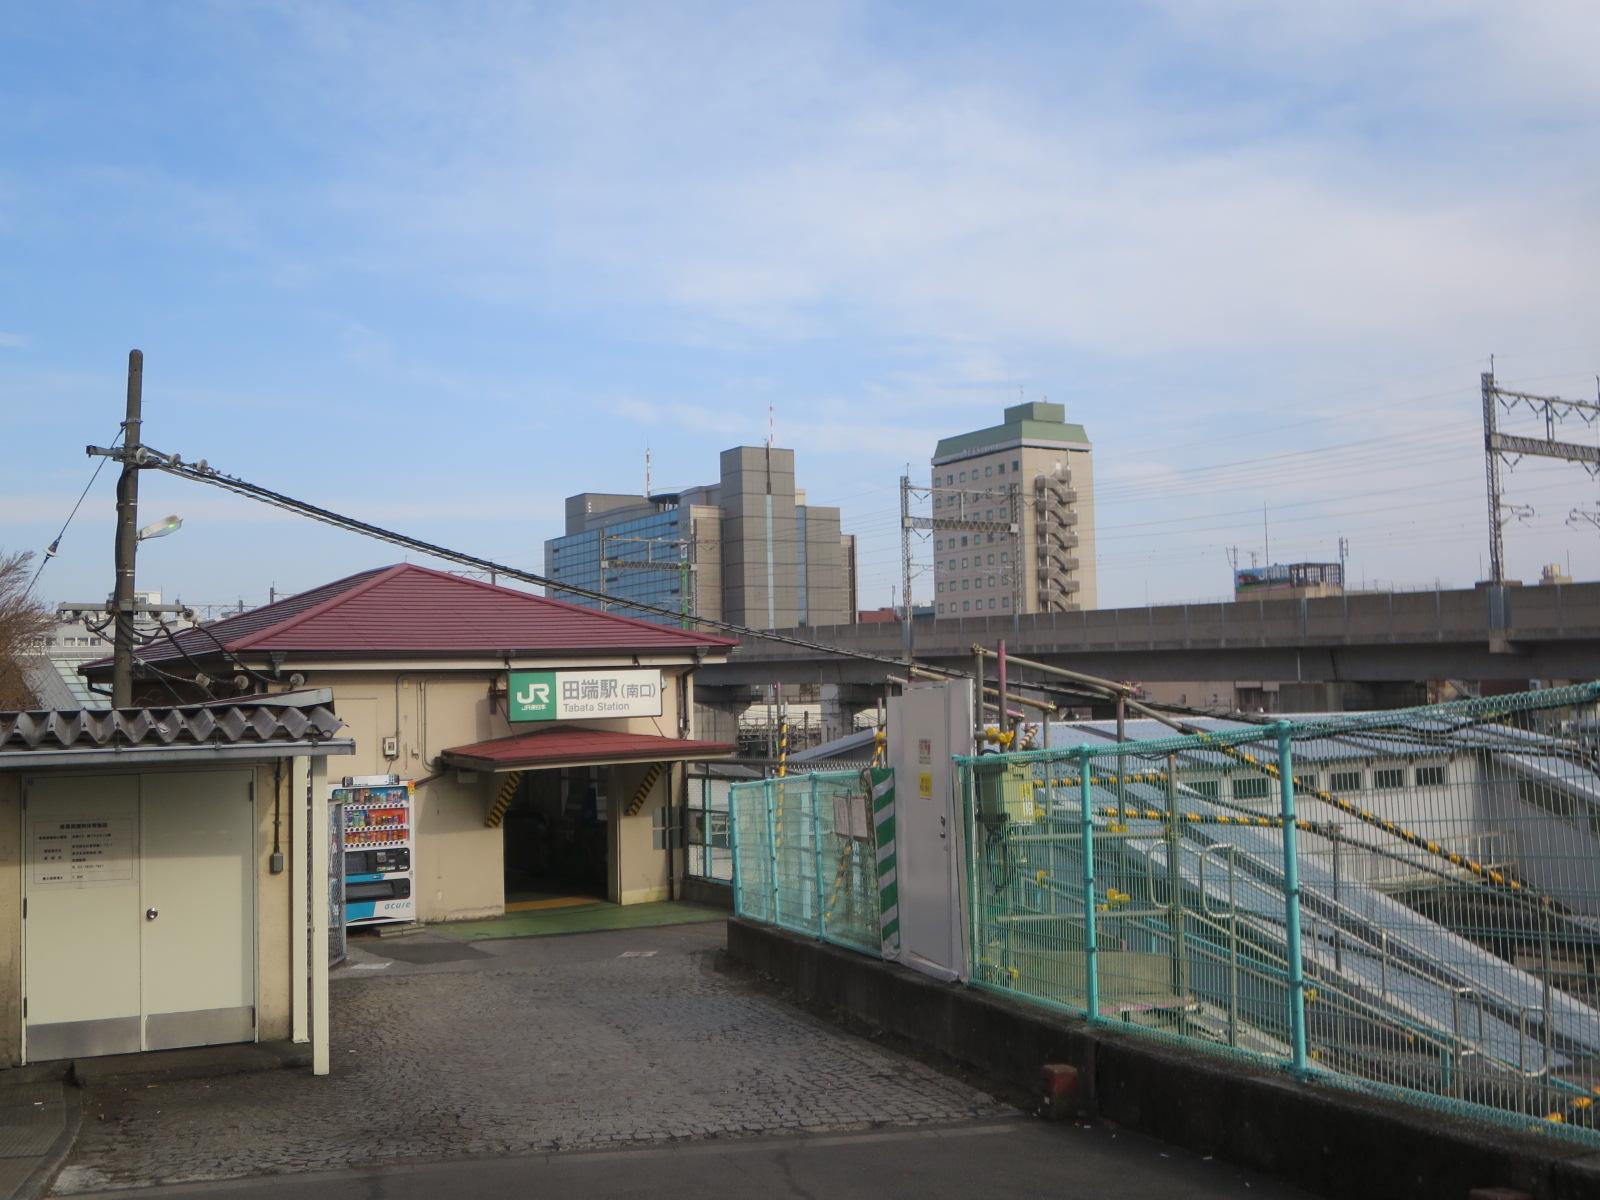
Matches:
[961,683,1600,1145]
[731,770,884,957]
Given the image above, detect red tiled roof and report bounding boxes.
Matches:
[441,725,736,771]
[105,564,737,670]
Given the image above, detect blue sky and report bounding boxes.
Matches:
[3,1,1598,616]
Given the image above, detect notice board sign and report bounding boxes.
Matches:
[509,668,664,722]
[30,818,135,888]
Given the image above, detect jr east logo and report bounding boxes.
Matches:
[509,671,558,721]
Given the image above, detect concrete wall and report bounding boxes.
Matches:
[687,505,724,623]
[721,446,800,629]
[0,774,18,1065]
[801,504,850,626]
[251,762,293,1043]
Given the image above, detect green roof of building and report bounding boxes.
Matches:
[933,401,1089,460]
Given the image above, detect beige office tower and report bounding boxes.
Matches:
[930,402,1097,616]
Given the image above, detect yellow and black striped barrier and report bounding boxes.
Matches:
[484,770,523,828]
[625,761,665,817]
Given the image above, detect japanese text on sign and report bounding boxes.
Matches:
[30,818,135,888]
[509,669,664,721]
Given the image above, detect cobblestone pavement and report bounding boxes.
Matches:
[54,923,1013,1193]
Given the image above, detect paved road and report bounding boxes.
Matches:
[53,923,1010,1194]
[57,1117,1310,1199]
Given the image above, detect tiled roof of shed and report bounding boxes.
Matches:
[0,698,344,751]
[93,563,737,671]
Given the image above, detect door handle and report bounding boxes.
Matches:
[145,907,159,921]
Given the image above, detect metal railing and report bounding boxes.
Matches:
[730,770,884,957]
[960,683,1600,1144]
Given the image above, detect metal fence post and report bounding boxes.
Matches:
[1276,721,1310,1078]
[730,783,743,917]
[963,762,979,982]
[765,779,781,927]
[1079,747,1100,1021]
[811,774,826,941]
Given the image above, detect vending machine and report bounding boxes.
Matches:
[336,779,415,926]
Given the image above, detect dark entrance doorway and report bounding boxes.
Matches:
[502,767,608,902]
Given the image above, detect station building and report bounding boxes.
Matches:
[84,563,738,922]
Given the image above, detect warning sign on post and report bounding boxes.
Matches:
[30,819,135,888]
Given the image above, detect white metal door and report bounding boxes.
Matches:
[140,770,256,1050]
[888,681,975,982]
[23,775,143,1060]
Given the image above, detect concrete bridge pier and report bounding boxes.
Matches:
[821,683,885,741]
[693,685,757,747]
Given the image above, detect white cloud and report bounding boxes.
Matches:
[0,332,28,348]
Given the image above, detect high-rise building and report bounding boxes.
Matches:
[546,446,858,628]
[930,401,1096,617]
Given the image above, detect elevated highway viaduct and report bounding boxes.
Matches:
[698,582,1600,700]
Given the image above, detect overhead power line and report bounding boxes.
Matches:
[28,425,124,593]
[112,443,963,677]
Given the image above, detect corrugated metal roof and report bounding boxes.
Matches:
[19,655,101,710]
[442,725,735,771]
[1,697,344,752]
[92,563,737,673]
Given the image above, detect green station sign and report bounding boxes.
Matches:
[508,668,664,722]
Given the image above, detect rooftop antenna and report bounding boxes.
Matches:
[767,404,775,448]
[645,447,652,498]
[1263,502,1271,565]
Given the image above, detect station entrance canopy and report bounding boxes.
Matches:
[441,726,736,773]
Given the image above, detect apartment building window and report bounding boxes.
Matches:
[1416,765,1447,787]
[1190,780,1219,799]
[961,557,968,568]
[937,603,944,614]
[985,466,993,477]
[1002,596,1011,608]
[959,471,967,482]
[948,559,955,570]
[1001,551,1009,562]
[987,553,994,565]
[936,582,944,594]
[989,598,997,609]
[1013,459,1020,471]
[987,576,996,588]
[998,462,1006,475]
[1373,767,1405,790]
[1330,770,1361,792]
[960,536,968,546]
[962,579,969,590]
[963,601,970,612]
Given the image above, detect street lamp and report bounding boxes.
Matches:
[137,514,183,541]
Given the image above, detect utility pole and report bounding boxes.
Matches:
[899,474,913,663]
[111,350,143,708]
[1483,370,1506,585]
[1480,366,1599,583]
[1337,536,1349,588]
[601,532,696,627]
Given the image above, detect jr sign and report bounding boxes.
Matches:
[508,669,665,722]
